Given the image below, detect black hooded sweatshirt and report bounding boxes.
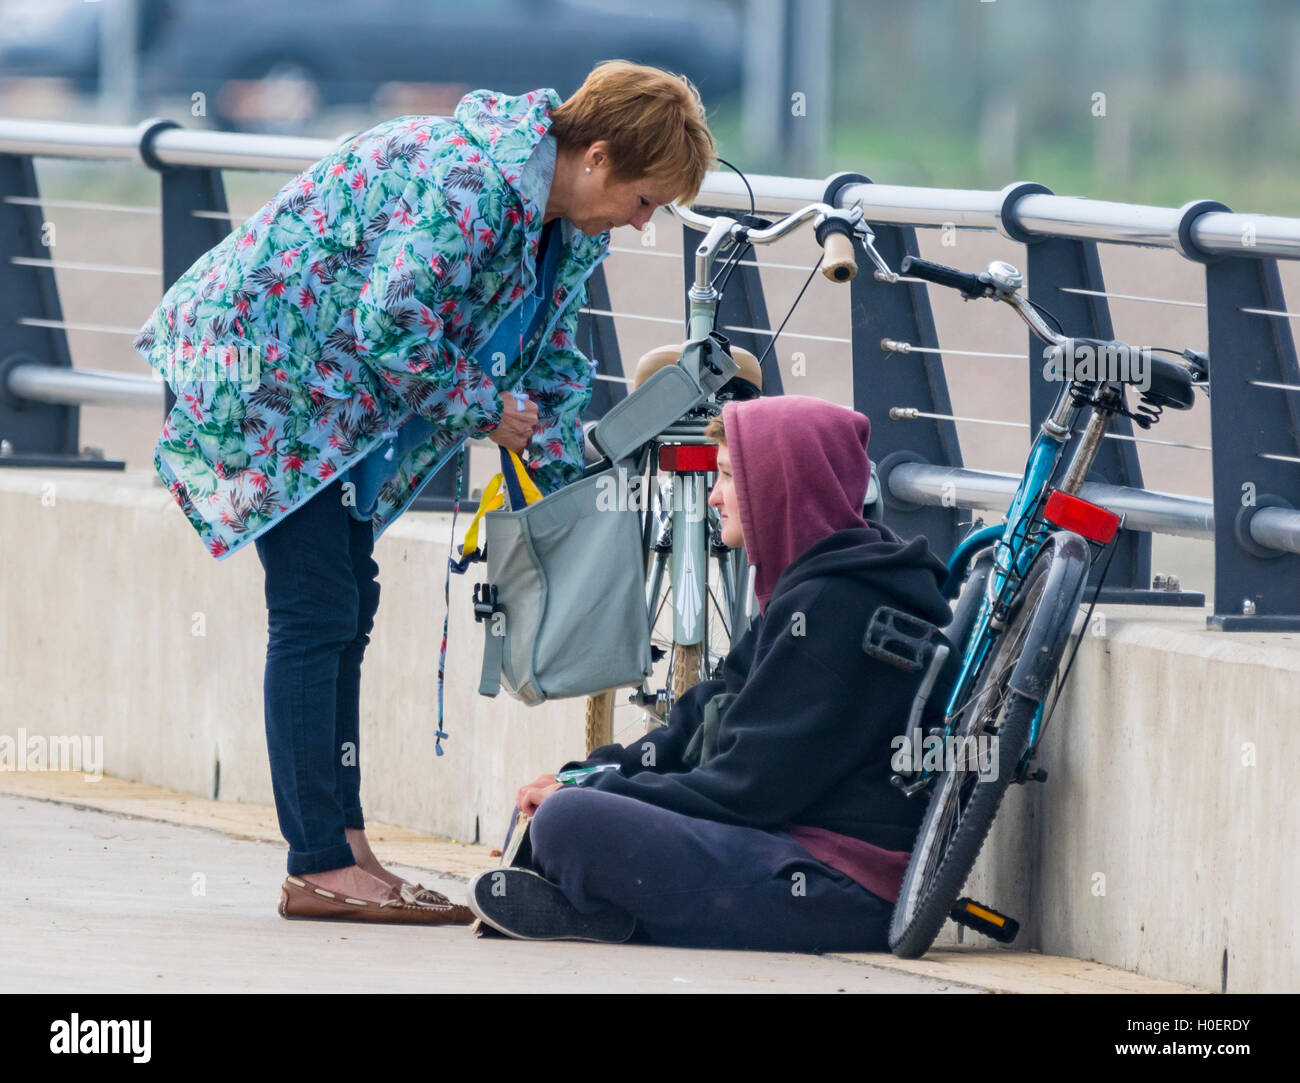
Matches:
[561,393,955,890]
[567,520,953,854]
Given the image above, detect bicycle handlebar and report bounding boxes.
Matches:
[899,255,992,299]
[667,200,865,288]
[902,254,1211,388]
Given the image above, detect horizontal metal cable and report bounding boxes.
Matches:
[1057,286,1205,309]
[580,307,838,345]
[605,247,821,274]
[11,255,159,276]
[1240,306,1300,320]
[720,323,849,344]
[891,407,1025,429]
[1258,451,1300,464]
[580,307,677,326]
[890,406,1210,450]
[1102,431,1211,451]
[1248,379,1300,392]
[18,316,140,335]
[2,194,158,215]
[881,338,1024,360]
[607,245,681,259]
[608,245,814,272]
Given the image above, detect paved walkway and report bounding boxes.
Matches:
[0,773,1201,994]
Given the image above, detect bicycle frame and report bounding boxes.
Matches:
[940,408,1080,756]
[938,353,1126,769]
[629,200,880,682]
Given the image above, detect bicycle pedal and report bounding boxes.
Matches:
[862,605,944,671]
[950,897,1020,943]
[890,772,932,798]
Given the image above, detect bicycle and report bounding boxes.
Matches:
[579,192,893,752]
[882,254,1210,958]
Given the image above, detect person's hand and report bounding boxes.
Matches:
[516,771,562,816]
[487,393,539,454]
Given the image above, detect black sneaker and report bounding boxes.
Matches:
[467,867,636,943]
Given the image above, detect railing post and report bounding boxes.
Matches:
[1201,244,1300,630]
[838,173,964,561]
[0,151,123,469]
[140,120,233,424]
[1014,180,1204,606]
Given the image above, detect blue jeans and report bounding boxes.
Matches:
[254,479,380,875]
[529,787,896,952]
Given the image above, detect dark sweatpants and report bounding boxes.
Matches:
[528,786,895,953]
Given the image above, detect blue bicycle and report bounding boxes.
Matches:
[882,255,1210,957]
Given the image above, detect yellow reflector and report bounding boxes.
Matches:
[963,901,1005,927]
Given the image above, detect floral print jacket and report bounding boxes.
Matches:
[132,88,610,559]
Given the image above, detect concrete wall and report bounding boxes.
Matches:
[0,468,585,848]
[941,605,1300,993]
[2,468,1297,991]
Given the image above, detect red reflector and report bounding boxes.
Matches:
[1042,490,1121,544]
[659,444,718,472]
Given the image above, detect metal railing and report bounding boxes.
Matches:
[1,116,1298,631]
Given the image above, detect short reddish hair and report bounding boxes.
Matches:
[550,60,715,204]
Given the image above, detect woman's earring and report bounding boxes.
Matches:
[585,166,591,173]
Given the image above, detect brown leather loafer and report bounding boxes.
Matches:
[402,882,455,907]
[278,876,474,925]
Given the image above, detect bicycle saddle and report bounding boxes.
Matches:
[1063,337,1195,411]
[633,341,762,397]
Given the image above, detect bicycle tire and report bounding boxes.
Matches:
[584,689,615,754]
[672,642,706,700]
[888,551,1054,958]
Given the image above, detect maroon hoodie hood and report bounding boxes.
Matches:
[722,395,872,614]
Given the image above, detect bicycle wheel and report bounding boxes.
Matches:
[887,549,1053,958]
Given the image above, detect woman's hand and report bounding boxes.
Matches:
[516,772,562,816]
[488,393,539,454]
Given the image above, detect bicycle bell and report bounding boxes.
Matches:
[985,260,1023,292]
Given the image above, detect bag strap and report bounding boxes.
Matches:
[453,447,545,570]
[478,627,504,697]
[473,583,504,697]
[454,474,505,570]
[499,445,543,510]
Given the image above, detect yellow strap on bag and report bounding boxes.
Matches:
[459,448,543,561]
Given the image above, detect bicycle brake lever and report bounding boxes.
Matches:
[854,222,900,284]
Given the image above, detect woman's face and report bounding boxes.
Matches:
[569,142,678,236]
[708,443,746,550]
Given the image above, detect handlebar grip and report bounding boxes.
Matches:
[820,231,858,283]
[899,255,990,298]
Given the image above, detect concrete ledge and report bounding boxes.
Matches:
[0,468,588,848]
[2,469,1297,991]
[946,604,1300,992]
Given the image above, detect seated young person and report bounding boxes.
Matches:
[467,394,953,952]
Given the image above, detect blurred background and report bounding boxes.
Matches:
[3,0,1297,537]
[2,0,1298,210]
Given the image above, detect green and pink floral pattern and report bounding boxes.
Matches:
[133,88,609,559]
